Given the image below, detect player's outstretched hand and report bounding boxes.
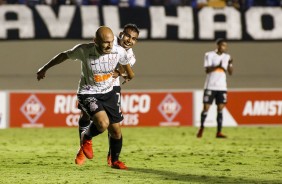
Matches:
[37,67,46,81]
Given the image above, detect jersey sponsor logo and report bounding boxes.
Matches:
[158,94,181,124]
[20,94,45,126]
[93,73,112,83]
[243,100,282,116]
[214,68,225,72]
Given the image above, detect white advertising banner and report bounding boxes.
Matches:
[194,90,238,127]
[0,92,8,129]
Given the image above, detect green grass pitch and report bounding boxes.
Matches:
[0,127,281,184]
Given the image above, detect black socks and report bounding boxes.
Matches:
[200,111,208,128]
[217,111,223,133]
[110,136,122,163]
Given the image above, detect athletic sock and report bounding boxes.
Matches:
[84,122,102,139]
[78,118,90,141]
[110,136,122,162]
[200,111,208,128]
[217,111,223,133]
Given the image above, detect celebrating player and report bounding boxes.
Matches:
[75,24,139,167]
[37,26,134,169]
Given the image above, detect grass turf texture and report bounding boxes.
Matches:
[0,127,281,184]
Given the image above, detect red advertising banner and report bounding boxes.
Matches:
[10,92,80,128]
[121,91,193,127]
[227,91,282,125]
[9,91,193,127]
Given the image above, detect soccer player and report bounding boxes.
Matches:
[196,38,233,138]
[75,24,139,167]
[37,26,134,169]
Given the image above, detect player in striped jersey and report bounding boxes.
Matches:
[37,26,135,169]
[75,24,139,167]
[197,38,233,138]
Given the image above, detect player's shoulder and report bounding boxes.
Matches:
[205,50,216,55]
[71,42,94,50]
[112,44,127,54]
[127,48,134,54]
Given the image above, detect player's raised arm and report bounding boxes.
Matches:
[37,52,69,81]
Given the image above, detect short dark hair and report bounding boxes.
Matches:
[216,38,226,45]
[123,23,140,35]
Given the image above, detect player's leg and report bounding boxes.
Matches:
[75,110,89,165]
[108,123,127,169]
[81,110,109,159]
[215,91,227,138]
[78,110,91,143]
[107,132,111,166]
[106,86,122,166]
[200,103,210,128]
[75,105,91,165]
[197,89,213,138]
[103,88,127,169]
[77,94,110,159]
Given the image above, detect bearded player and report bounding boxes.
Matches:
[75,24,139,167]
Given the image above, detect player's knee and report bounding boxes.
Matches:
[110,130,122,139]
[97,119,109,132]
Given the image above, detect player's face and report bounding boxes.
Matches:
[119,29,139,50]
[95,34,114,54]
[218,42,228,53]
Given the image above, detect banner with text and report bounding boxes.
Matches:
[194,90,282,127]
[9,91,193,127]
[227,91,282,125]
[0,6,281,41]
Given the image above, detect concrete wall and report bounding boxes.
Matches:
[0,40,281,90]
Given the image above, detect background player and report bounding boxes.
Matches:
[196,38,233,138]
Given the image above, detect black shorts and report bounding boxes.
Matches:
[113,86,121,111]
[203,89,227,105]
[77,90,123,124]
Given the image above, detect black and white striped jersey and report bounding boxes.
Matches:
[65,42,129,94]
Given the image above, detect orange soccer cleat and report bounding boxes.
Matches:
[81,133,93,159]
[111,160,128,170]
[216,132,227,138]
[75,148,86,165]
